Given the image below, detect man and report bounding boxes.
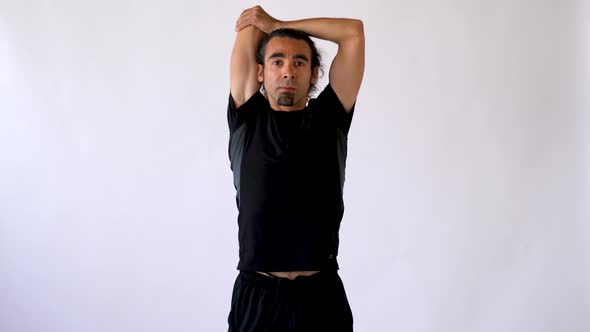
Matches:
[227,5,364,331]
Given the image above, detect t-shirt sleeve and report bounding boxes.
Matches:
[227,91,265,133]
[312,83,356,136]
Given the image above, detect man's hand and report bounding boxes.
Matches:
[235,6,281,34]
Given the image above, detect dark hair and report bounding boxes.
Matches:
[257,28,323,96]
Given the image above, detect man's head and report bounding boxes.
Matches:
[256,28,322,110]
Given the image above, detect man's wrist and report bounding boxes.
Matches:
[271,20,285,32]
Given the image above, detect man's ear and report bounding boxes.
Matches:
[257,64,264,83]
[311,66,319,84]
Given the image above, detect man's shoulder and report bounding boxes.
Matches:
[229,90,267,112]
[309,83,343,108]
[227,90,268,133]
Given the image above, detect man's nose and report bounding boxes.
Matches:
[282,64,295,79]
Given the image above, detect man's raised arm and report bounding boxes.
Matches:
[230,17,266,109]
[236,6,365,113]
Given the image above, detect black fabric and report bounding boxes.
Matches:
[227,271,353,332]
[227,84,355,272]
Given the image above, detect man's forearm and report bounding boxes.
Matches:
[230,25,266,105]
[274,18,364,45]
[232,25,266,66]
[234,7,363,45]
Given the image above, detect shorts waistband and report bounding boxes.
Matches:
[238,270,338,287]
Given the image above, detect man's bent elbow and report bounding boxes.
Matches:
[351,19,364,38]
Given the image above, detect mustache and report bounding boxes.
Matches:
[281,80,295,87]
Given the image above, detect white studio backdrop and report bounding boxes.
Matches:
[1,0,588,331]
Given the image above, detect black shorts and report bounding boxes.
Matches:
[227,270,353,332]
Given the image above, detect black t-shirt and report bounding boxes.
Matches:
[227,84,355,271]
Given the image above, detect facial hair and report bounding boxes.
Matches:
[277,92,295,106]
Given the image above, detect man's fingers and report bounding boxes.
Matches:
[235,12,248,30]
[236,20,252,32]
[236,22,250,32]
[235,9,249,25]
[238,6,257,20]
[235,12,252,31]
[235,6,265,32]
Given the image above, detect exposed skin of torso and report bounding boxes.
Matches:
[257,271,321,280]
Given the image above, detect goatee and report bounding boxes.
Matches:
[277,92,295,106]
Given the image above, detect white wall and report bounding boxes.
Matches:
[583,1,590,259]
[1,0,588,331]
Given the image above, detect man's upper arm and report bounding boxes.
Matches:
[230,26,266,109]
[329,20,365,113]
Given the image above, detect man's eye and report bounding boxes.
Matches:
[272,60,282,65]
[296,62,304,66]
